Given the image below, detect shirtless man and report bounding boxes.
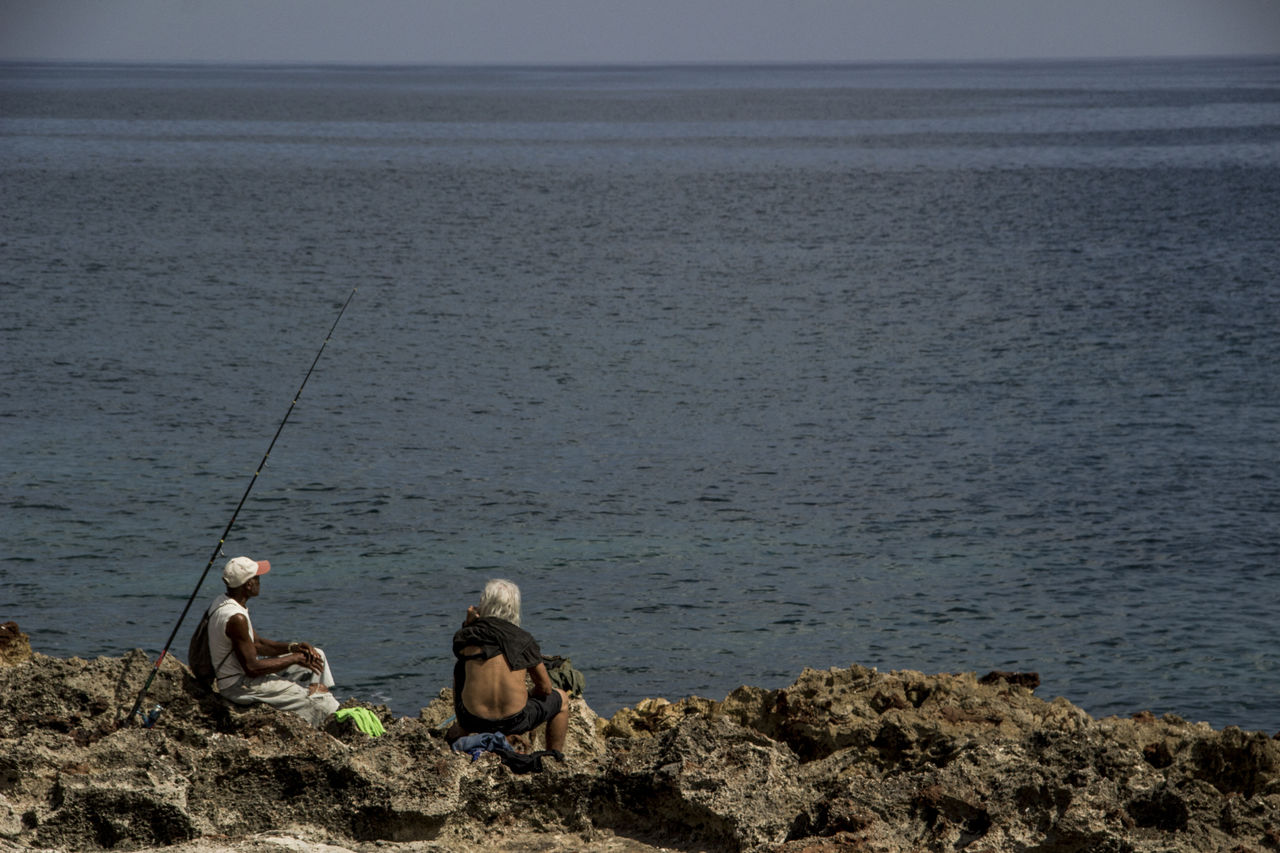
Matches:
[445,579,569,752]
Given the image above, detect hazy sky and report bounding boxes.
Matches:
[2,0,1279,65]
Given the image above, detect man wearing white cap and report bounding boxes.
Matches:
[204,555,340,727]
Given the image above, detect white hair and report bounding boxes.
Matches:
[477,578,522,625]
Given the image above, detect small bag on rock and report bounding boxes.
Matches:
[543,654,585,698]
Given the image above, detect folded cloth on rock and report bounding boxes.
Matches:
[543,654,585,698]
[334,707,385,737]
[452,731,513,759]
[451,732,564,774]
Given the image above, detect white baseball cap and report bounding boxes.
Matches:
[222,556,271,588]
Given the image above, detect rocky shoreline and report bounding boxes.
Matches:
[1,623,1277,852]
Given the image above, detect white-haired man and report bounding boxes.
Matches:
[205,555,340,727]
[446,578,569,752]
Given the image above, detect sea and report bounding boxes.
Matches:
[2,57,1278,732]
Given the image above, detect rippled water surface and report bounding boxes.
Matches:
[2,58,1278,730]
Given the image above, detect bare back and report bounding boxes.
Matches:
[459,645,533,719]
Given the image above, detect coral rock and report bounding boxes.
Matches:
[1,649,1277,853]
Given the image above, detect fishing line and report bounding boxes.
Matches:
[123,287,357,726]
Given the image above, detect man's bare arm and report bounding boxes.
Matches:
[225,614,319,677]
[528,662,555,698]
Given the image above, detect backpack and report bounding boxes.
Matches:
[543,654,585,698]
[188,609,216,689]
[188,605,234,691]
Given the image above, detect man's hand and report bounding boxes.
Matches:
[297,643,324,675]
[464,605,480,625]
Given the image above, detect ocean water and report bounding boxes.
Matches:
[2,58,1278,731]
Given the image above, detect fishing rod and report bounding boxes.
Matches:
[123,287,356,726]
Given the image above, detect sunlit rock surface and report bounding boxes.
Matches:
[1,630,1276,852]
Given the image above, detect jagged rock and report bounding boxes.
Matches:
[1,649,1277,853]
[0,622,32,668]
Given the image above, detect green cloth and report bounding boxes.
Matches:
[334,707,385,737]
[544,655,585,698]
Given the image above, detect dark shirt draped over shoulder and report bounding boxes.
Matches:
[452,617,542,671]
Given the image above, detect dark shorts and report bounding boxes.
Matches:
[455,689,563,737]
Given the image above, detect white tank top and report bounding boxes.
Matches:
[206,593,254,688]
